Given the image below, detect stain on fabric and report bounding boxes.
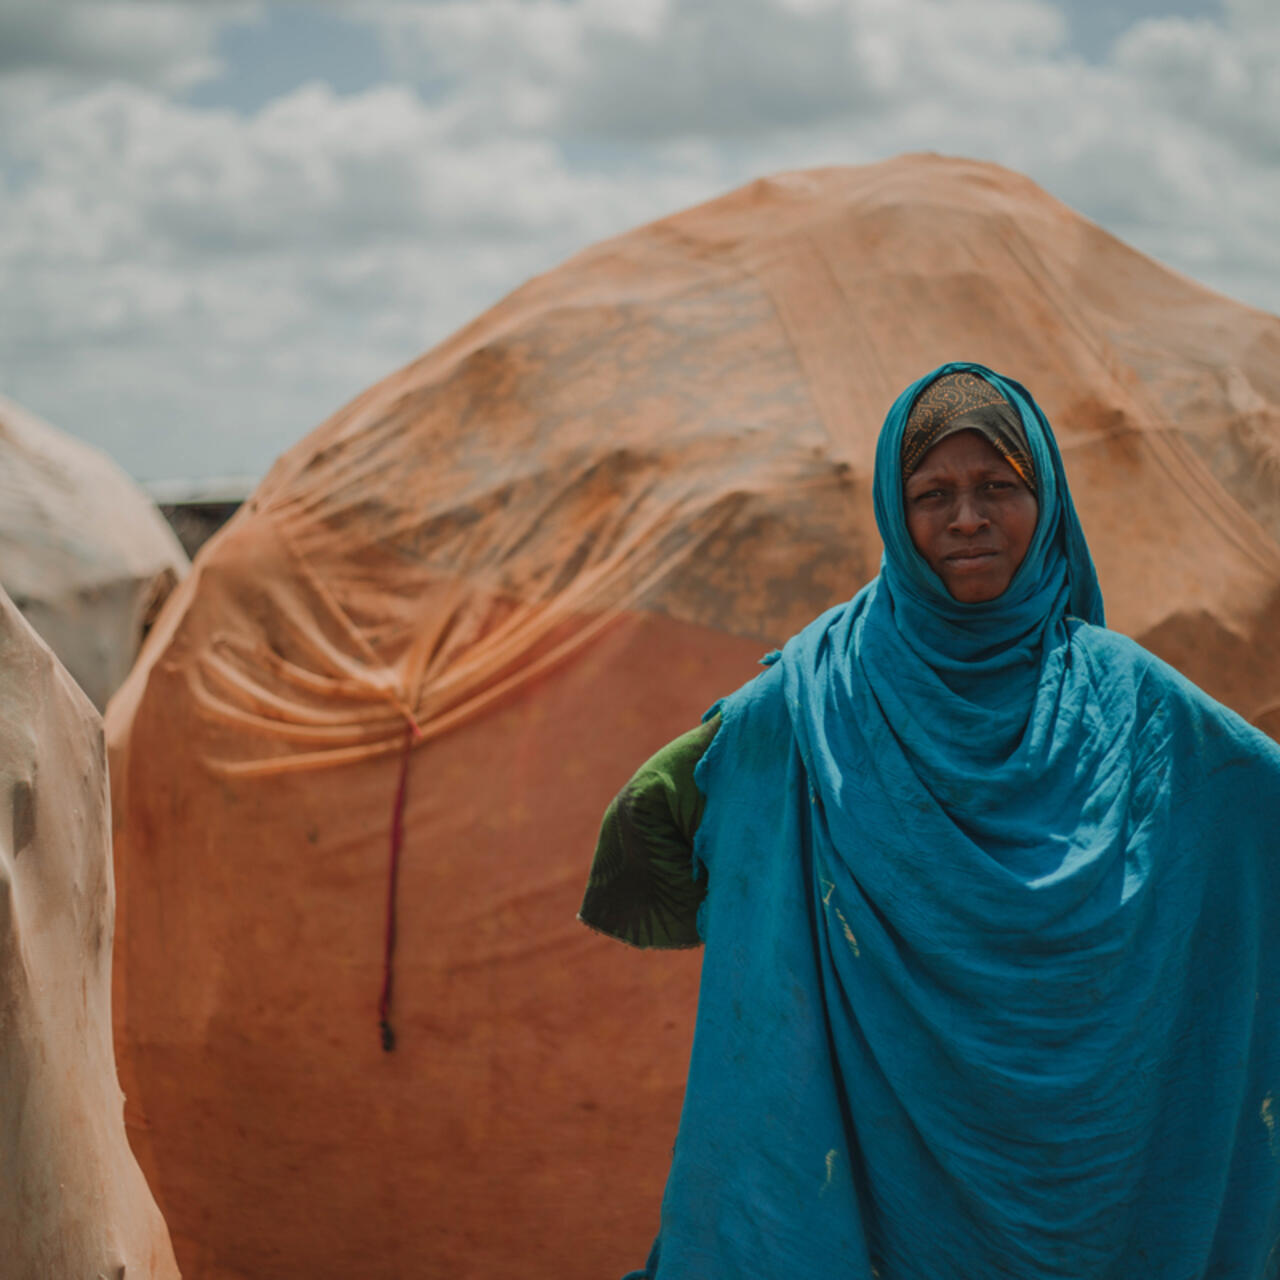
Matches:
[1263,1093,1279,1158]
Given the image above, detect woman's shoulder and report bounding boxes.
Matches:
[1070,620,1211,712]
[1068,620,1280,760]
[1068,621,1161,681]
[709,653,792,742]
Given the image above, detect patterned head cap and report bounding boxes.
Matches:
[901,371,1036,490]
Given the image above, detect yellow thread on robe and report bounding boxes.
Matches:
[823,1148,838,1192]
[835,907,860,956]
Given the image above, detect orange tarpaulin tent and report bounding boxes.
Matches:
[107,155,1280,1279]
[0,586,178,1279]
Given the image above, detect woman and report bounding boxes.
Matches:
[580,363,1280,1278]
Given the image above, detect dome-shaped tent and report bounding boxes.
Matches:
[0,395,187,710]
[107,155,1280,1278]
[0,586,178,1278]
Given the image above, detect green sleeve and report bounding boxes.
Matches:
[578,713,721,949]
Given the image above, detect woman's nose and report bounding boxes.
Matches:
[949,493,989,534]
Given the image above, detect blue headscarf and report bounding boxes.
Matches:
[872,363,1101,712]
[632,363,1280,1279]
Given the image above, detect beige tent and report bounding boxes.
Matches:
[107,155,1280,1278]
[0,395,188,710]
[0,586,178,1278]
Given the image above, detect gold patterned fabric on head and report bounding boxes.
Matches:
[901,371,1036,490]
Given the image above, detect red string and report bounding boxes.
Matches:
[378,724,415,1052]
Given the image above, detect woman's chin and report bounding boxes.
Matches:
[940,567,1013,603]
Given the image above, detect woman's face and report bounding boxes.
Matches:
[903,430,1038,603]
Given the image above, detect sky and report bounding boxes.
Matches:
[1,0,1276,484]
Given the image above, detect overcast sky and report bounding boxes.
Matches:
[1,0,1276,483]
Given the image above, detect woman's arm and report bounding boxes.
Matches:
[578,714,721,949]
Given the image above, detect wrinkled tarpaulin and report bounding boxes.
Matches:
[0,394,187,710]
[0,587,178,1279]
[107,155,1280,1279]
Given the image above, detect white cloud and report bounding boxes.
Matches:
[0,74,720,478]
[7,77,714,258]
[362,0,1072,141]
[0,0,1277,482]
[0,0,257,91]
[1113,1,1280,165]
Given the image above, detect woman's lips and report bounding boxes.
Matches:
[944,549,999,567]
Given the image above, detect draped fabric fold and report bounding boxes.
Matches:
[642,363,1280,1278]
